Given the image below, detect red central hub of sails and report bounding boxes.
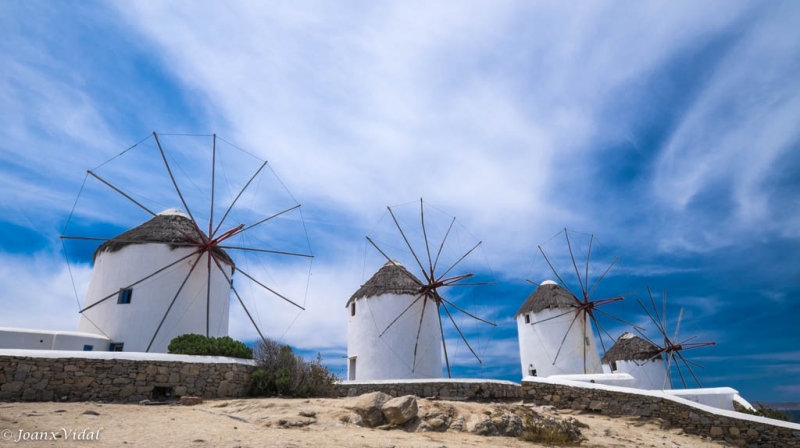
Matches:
[205,224,244,249]
[178,222,244,263]
[417,273,473,304]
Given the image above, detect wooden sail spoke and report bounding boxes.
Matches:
[552,312,581,367]
[153,132,203,240]
[86,170,157,217]
[529,308,576,327]
[586,256,619,300]
[366,236,423,285]
[79,250,201,313]
[234,266,305,311]
[379,294,426,337]
[438,310,451,378]
[211,255,270,347]
[236,204,302,235]
[218,245,313,258]
[146,253,203,352]
[564,228,587,299]
[441,301,482,364]
[433,217,456,274]
[441,298,496,326]
[212,160,268,237]
[538,245,579,301]
[387,205,429,282]
[437,240,481,281]
[411,297,429,373]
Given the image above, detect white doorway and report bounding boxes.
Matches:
[348,357,357,380]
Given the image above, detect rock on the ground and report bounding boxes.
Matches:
[462,411,523,437]
[493,413,524,437]
[381,395,418,426]
[449,415,466,432]
[346,392,391,428]
[466,414,494,436]
[426,418,447,431]
[348,413,364,427]
[179,396,203,406]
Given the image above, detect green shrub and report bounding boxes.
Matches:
[739,403,792,422]
[249,338,338,398]
[519,414,585,446]
[168,334,253,359]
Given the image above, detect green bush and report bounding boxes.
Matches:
[519,414,585,446]
[739,403,792,422]
[168,334,253,359]
[249,338,338,398]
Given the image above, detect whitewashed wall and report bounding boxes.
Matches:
[607,358,671,390]
[77,244,231,353]
[347,293,442,380]
[517,308,601,378]
[664,388,739,411]
[0,327,110,351]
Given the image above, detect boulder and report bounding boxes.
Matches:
[497,413,524,437]
[346,392,391,428]
[449,415,466,432]
[426,418,447,431]
[381,395,418,426]
[467,414,495,436]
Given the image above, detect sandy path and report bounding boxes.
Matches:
[0,398,724,447]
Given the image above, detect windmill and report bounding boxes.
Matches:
[600,331,668,389]
[347,199,497,380]
[634,286,716,389]
[61,132,313,353]
[517,229,638,377]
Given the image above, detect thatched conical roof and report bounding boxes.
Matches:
[601,332,663,363]
[515,281,577,317]
[347,261,423,307]
[93,210,233,266]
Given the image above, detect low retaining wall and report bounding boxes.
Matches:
[522,377,800,447]
[0,350,257,403]
[337,378,521,400]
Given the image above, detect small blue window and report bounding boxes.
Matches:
[109,343,124,352]
[83,345,93,351]
[118,288,132,304]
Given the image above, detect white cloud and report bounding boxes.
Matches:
[0,252,91,332]
[2,1,800,397]
[652,3,800,249]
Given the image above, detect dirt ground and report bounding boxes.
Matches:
[0,397,725,447]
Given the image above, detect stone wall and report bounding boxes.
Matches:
[522,378,800,447]
[337,379,521,401]
[0,354,256,403]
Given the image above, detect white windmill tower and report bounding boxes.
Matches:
[77,209,233,353]
[518,229,638,378]
[346,260,442,381]
[516,280,602,377]
[63,132,312,353]
[346,199,497,381]
[601,332,668,389]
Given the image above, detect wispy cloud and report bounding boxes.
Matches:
[1,0,800,402]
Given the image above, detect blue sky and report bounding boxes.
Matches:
[1,1,799,402]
